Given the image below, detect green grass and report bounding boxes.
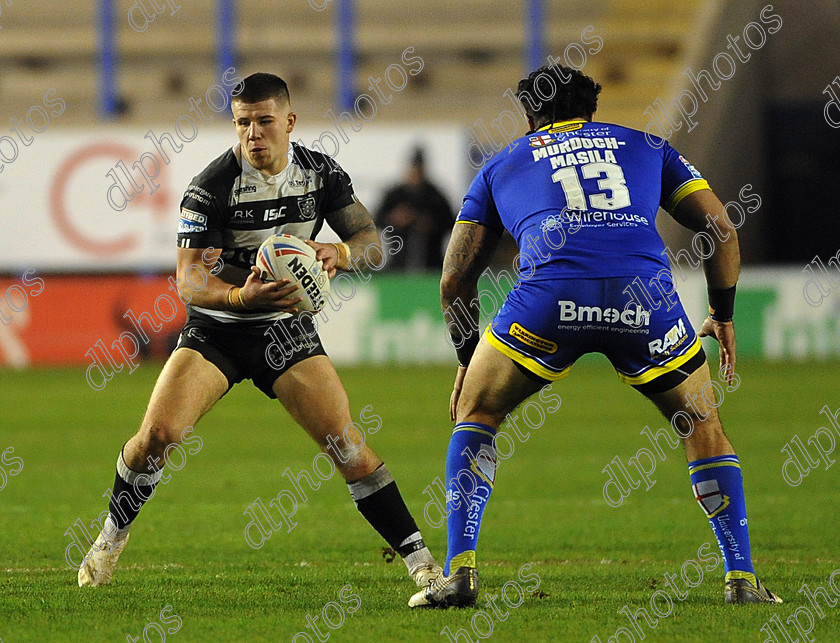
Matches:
[1,359,839,642]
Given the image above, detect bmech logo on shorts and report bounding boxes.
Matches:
[558,301,651,328]
[648,318,688,357]
[510,322,557,353]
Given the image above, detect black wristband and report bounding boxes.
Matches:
[708,285,736,322]
[453,332,480,367]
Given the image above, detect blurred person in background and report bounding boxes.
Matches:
[375,147,454,271]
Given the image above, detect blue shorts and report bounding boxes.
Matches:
[486,277,705,394]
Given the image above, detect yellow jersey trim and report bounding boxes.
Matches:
[665,179,710,212]
[485,327,572,381]
[537,119,587,132]
[616,337,702,386]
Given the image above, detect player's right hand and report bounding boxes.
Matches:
[698,316,736,384]
[304,240,339,279]
[240,266,303,312]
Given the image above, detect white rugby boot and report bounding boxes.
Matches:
[77,518,131,587]
[409,566,479,608]
[411,562,444,588]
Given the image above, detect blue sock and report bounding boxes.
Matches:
[444,422,498,575]
[688,454,756,585]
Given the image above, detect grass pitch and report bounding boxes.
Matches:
[1,358,838,642]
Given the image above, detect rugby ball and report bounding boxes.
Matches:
[256,234,331,312]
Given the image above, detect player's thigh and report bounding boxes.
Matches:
[138,347,228,444]
[457,335,545,426]
[644,359,734,460]
[271,355,381,479]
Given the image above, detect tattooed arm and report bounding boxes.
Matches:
[308,200,382,275]
[441,221,501,419]
[440,222,501,353]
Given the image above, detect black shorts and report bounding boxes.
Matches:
[175,310,327,398]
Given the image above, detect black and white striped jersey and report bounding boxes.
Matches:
[176,141,355,323]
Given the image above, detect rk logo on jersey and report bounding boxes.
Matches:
[297,195,317,220]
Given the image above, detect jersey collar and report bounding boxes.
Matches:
[537,118,588,132]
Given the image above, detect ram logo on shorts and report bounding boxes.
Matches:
[648,319,688,357]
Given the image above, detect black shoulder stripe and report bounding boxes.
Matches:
[290,141,341,175]
[180,148,241,208]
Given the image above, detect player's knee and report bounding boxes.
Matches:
[335,449,381,482]
[456,391,504,426]
[666,399,721,440]
[457,410,506,430]
[140,421,182,456]
[680,412,728,453]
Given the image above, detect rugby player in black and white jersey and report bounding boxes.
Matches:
[78,73,442,591]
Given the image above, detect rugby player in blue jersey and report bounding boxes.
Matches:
[410,65,780,608]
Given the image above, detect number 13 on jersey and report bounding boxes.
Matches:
[551,162,631,210]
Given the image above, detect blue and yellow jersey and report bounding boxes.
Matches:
[457,119,709,281]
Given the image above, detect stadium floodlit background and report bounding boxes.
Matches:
[1,1,840,641]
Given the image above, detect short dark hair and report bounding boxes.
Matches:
[517,65,601,127]
[233,73,290,105]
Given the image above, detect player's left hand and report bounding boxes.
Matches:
[449,365,467,422]
[698,316,736,384]
[304,240,339,279]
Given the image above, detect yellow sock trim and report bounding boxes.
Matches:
[449,551,476,570]
[453,425,495,439]
[725,570,757,587]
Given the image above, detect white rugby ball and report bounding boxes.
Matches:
[256,234,331,312]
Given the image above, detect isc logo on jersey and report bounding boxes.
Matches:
[264,207,287,221]
[648,319,688,357]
